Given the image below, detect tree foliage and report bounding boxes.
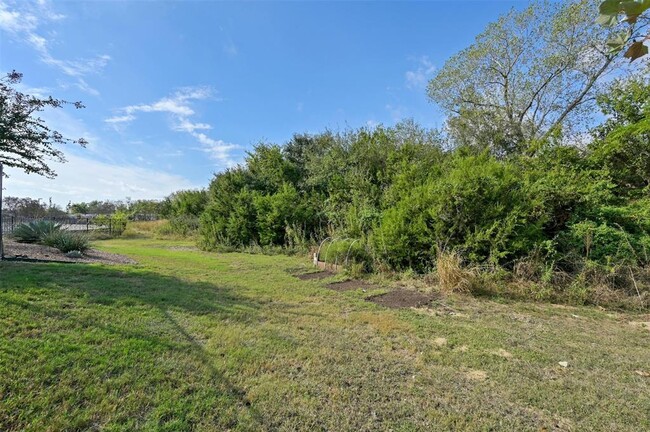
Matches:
[2,196,67,218]
[0,71,87,177]
[194,69,650,276]
[428,0,625,155]
[590,67,650,193]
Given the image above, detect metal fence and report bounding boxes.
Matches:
[1,215,126,235]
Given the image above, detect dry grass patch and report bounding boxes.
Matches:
[435,251,479,294]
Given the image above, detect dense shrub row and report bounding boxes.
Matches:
[164,72,650,306]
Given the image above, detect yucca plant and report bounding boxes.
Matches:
[12,220,62,243]
[42,230,90,253]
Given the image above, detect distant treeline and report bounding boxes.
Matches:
[2,197,166,219]
[2,197,68,219]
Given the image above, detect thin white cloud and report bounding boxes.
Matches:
[173,119,212,133]
[405,55,436,89]
[191,132,237,165]
[105,114,136,124]
[28,107,114,164]
[72,78,100,97]
[223,37,238,56]
[106,87,237,166]
[41,53,111,78]
[0,2,38,33]
[0,0,108,95]
[4,154,199,205]
[115,87,214,121]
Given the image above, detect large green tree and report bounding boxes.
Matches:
[428,0,626,155]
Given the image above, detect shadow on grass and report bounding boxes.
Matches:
[0,261,272,428]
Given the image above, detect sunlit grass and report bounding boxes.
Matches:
[1,238,649,431]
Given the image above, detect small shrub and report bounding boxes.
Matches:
[13,220,61,243]
[43,230,90,253]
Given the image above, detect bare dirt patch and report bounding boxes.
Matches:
[295,271,335,281]
[326,280,378,292]
[2,239,136,265]
[368,289,436,309]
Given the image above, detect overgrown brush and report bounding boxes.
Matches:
[119,220,168,239]
[12,220,61,243]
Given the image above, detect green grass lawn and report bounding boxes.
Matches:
[1,238,649,431]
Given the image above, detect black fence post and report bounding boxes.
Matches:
[86,218,89,232]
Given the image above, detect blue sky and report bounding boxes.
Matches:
[1,0,522,205]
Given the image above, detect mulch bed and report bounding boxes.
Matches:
[2,239,136,265]
[326,280,378,292]
[367,289,437,309]
[295,271,335,281]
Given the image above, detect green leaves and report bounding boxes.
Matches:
[606,31,631,53]
[621,0,650,22]
[599,0,650,23]
[599,0,650,61]
[599,0,623,15]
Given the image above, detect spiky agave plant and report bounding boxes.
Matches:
[12,220,61,243]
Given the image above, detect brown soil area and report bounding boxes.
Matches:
[326,280,378,292]
[2,239,136,265]
[368,289,436,309]
[295,271,335,280]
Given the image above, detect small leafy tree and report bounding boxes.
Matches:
[0,71,87,178]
